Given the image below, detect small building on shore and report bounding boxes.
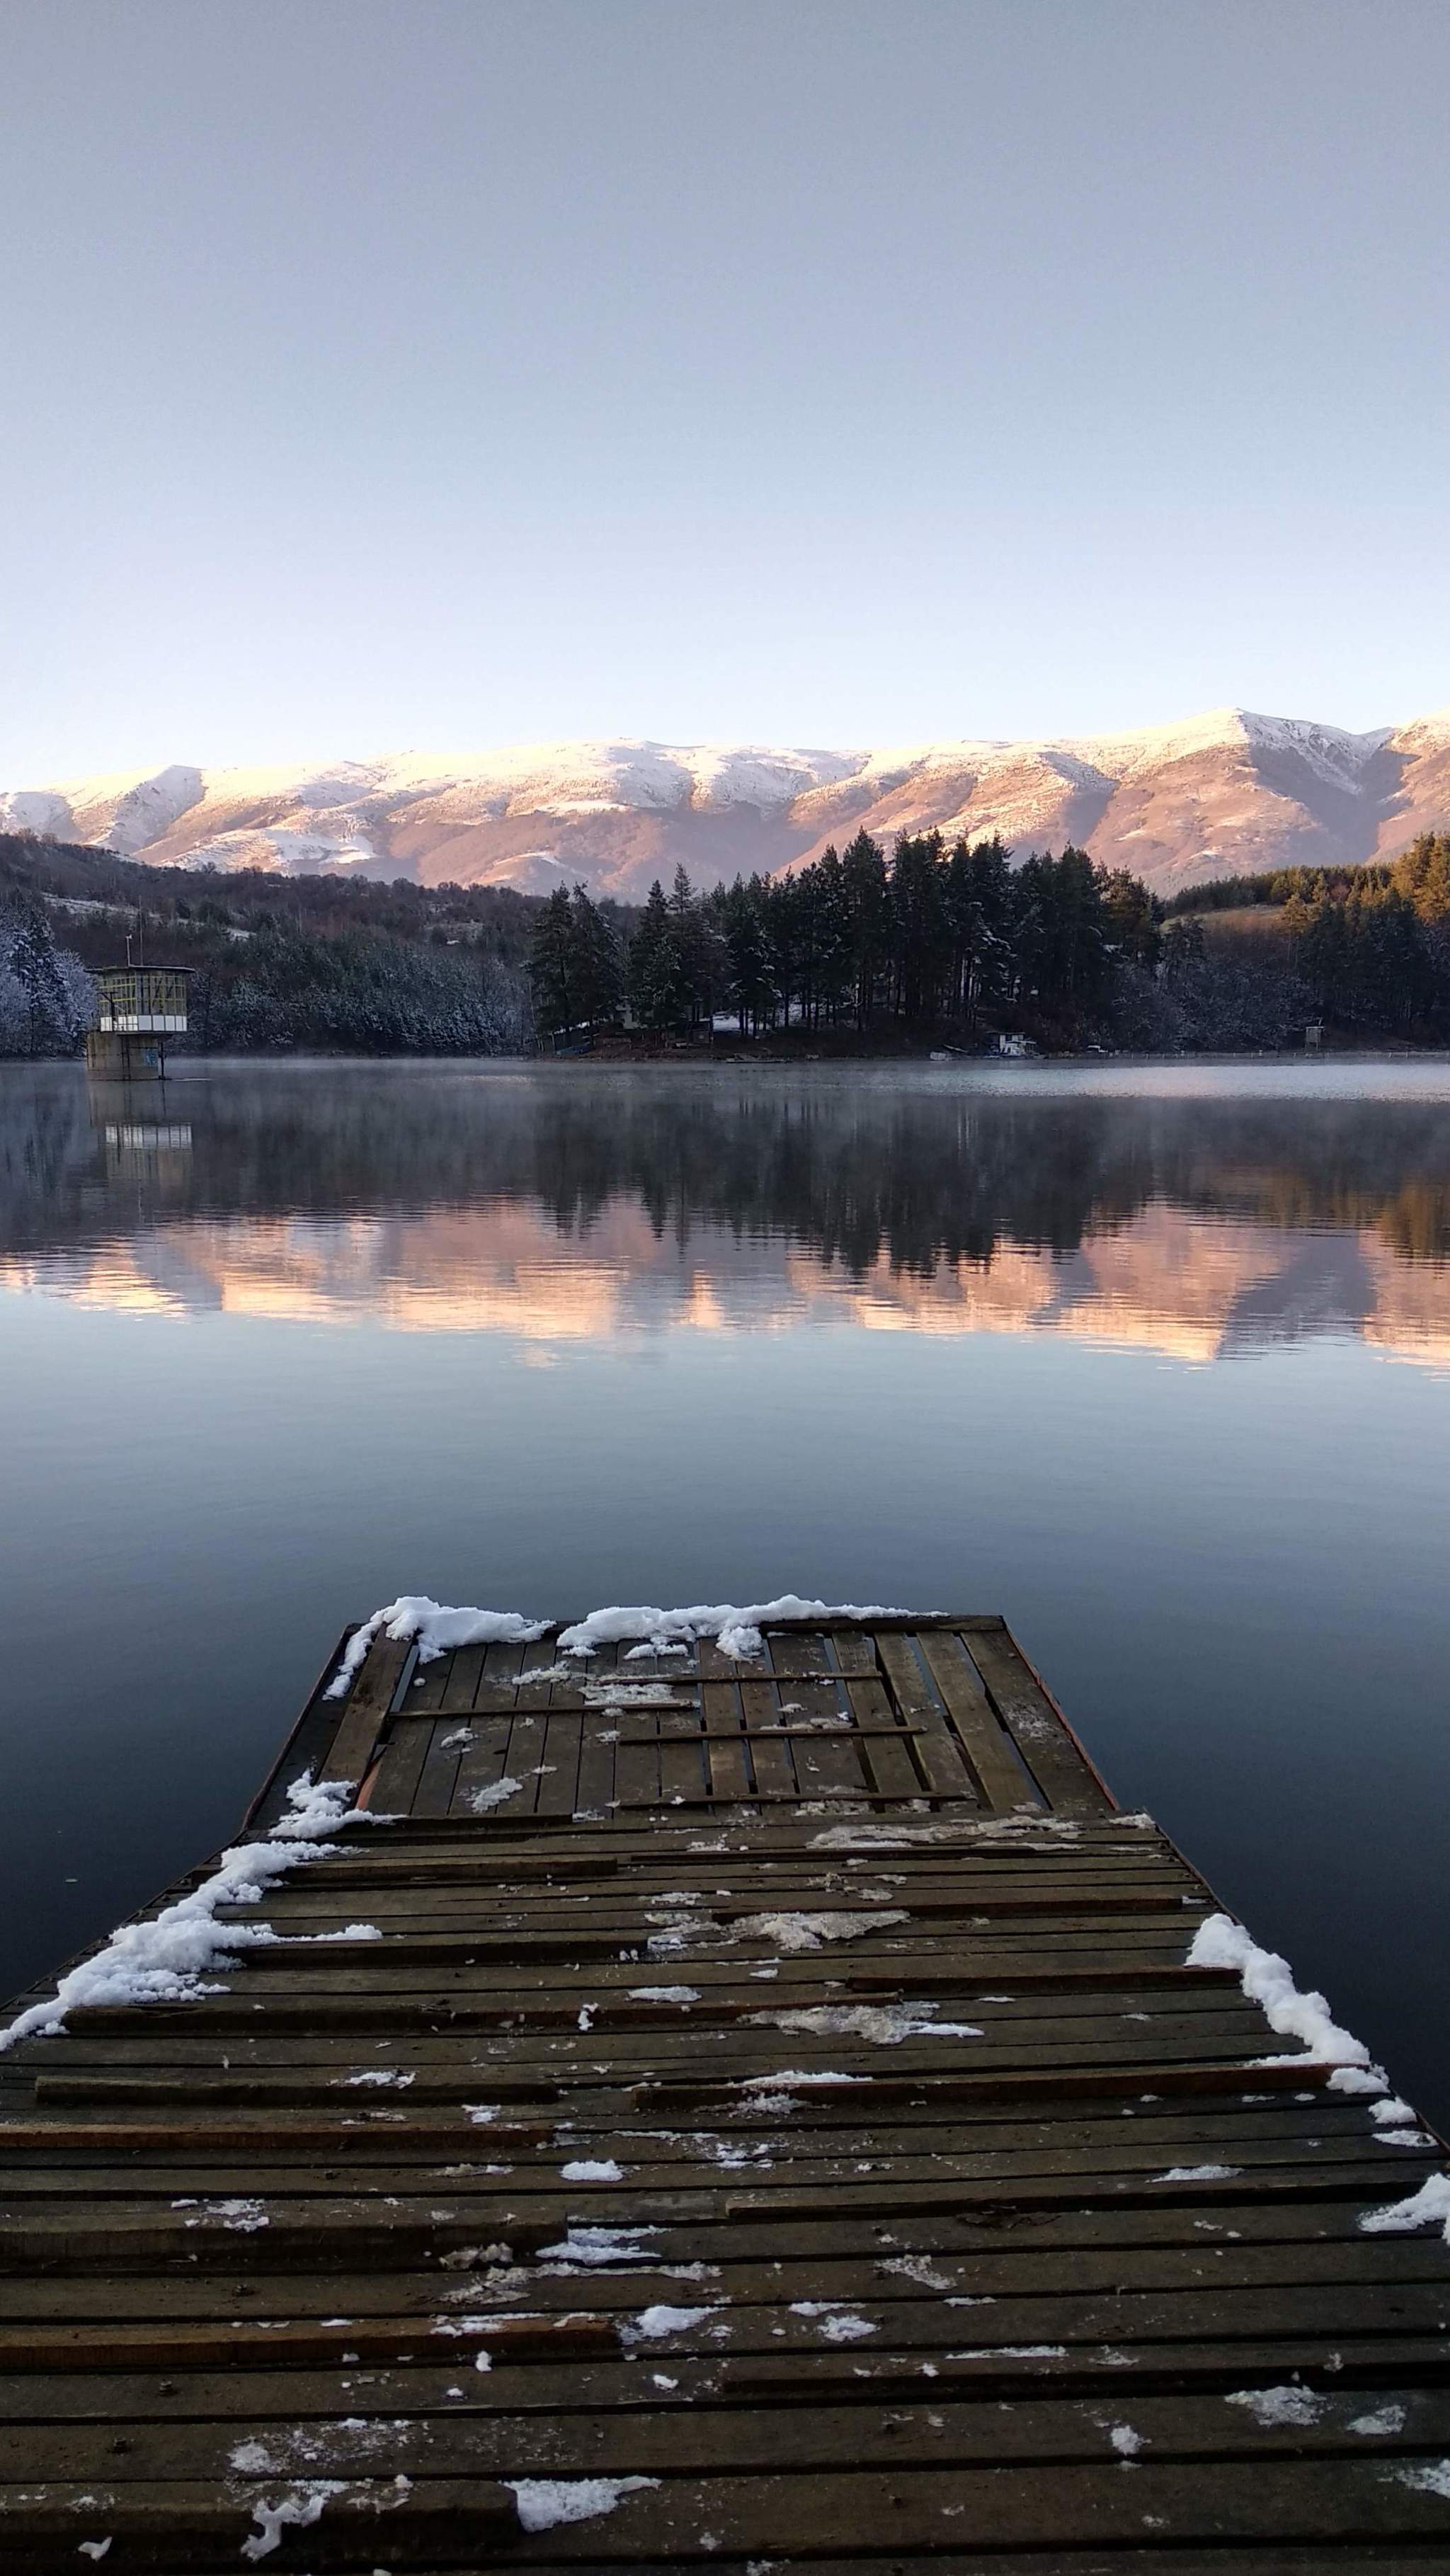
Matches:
[84,963,191,1081]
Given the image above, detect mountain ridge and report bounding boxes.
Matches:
[6,704,1449,900]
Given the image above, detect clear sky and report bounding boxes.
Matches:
[3,0,1448,779]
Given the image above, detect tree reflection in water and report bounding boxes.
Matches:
[1,1061,1449,1362]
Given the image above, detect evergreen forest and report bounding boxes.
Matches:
[529,831,1450,1054]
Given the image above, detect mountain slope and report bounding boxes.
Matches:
[5,707,1447,899]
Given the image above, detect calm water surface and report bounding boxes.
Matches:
[3,1056,1449,2119]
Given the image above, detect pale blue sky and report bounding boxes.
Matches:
[2,0,1447,778]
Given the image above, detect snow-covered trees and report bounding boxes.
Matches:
[0,906,93,1056]
[199,921,532,1055]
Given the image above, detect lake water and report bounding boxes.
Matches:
[3,1055,1449,2123]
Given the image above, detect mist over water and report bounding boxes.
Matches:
[2,1055,1449,2121]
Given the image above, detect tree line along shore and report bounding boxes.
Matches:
[3,822,1449,1060]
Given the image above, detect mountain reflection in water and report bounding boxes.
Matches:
[4,1060,1450,1368]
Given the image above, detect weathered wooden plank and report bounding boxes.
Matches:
[319,1631,409,1786]
[408,1716,468,1819]
[705,1716,752,1806]
[447,1708,514,1816]
[8,2456,1450,2566]
[13,2380,1450,2480]
[767,1630,832,1677]
[829,1627,880,1676]
[738,1678,797,1797]
[439,1642,489,1713]
[0,2309,615,2371]
[8,2223,1447,2342]
[535,1710,583,1816]
[920,1628,1039,1811]
[875,1630,983,1804]
[844,1674,923,1800]
[364,1706,433,1812]
[402,1649,452,1715]
[967,1626,1114,1815]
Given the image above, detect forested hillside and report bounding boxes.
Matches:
[1163,835,1450,1040]
[0,831,537,1055]
[6,822,1450,1060]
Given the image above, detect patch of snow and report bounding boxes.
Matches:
[1359,2175,1450,2240]
[341,2069,414,2090]
[789,2301,877,2342]
[561,2158,624,2182]
[471,1776,524,1813]
[1187,1913,1371,2066]
[239,2483,346,2561]
[878,2256,954,2289]
[1370,2097,1417,2126]
[1349,2404,1408,2436]
[1327,2065,1391,2097]
[1226,2386,1326,2428]
[809,1822,978,1850]
[733,1910,909,1952]
[621,2304,720,2342]
[750,2001,981,2045]
[555,1597,906,1663]
[506,2475,660,2533]
[1107,2424,1143,2457]
[0,1773,385,2054]
[1153,2164,1242,2183]
[583,1678,694,1710]
[629,1986,701,2003]
[77,2545,113,2563]
[326,1599,552,1697]
[741,2068,864,2088]
[537,2224,661,2265]
[1393,2461,1450,2500]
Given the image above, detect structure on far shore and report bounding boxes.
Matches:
[84,962,190,1081]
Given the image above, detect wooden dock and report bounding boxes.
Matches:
[3,1611,1449,2570]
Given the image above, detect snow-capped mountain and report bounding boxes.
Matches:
[6,707,1449,899]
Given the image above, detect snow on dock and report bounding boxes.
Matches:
[1,1608,1449,2568]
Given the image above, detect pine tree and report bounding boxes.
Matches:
[812,845,855,1026]
[667,864,718,1030]
[721,878,775,1035]
[959,837,1015,1021]
[889,832,949,1022]
[570,886,624,1034]
[8,907,75,1056]
[527,885,578,1041]
[628,881,687,1035]
[1100,868,1162,972]
[840,831,889,1029]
